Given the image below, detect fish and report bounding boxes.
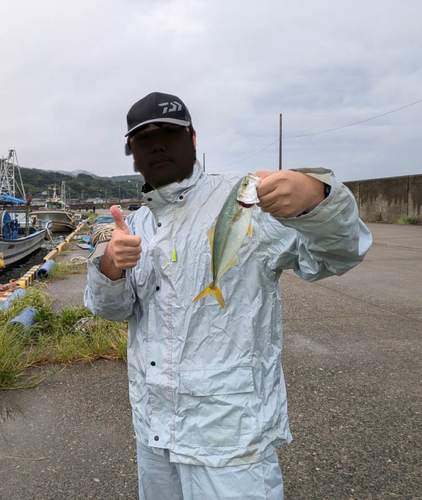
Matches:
[193,173,260,308]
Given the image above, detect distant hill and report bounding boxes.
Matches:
[19,166,144,201]
[69,169,101,178]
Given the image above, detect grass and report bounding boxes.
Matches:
[0,285,127,390]
[77,213,101,231]
[46,261,87,280]
[87,213,98,224]
[397,215,418,225]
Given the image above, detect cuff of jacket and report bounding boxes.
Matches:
[274,168,354,226]
[85,253,133,321]
[87,241,126,284]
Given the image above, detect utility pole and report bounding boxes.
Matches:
[279,113,283,170]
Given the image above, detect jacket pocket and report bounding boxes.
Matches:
[177,366,258,447]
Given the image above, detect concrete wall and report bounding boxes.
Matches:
[344,174,422,223]
[409,175,422,220]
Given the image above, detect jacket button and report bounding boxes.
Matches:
[154,435,159,441]
[147,198,152,202]
[150,361,156,366]
[157,223,162,227]
[156,286,160,291]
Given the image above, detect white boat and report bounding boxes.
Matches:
[30,205,75,232]
[0,208,47,268]
[16,212,52,234]
[30,185,75,233]
[0,150,48,268]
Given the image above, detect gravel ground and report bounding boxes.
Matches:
[1,223,421,499]
[279,223,422,499]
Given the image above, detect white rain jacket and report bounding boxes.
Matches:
[84,164,372,467]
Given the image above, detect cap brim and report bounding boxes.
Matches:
[125,118,191,137]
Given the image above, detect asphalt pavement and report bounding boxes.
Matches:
[0,223,421,499]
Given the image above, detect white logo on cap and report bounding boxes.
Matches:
[158,101,182,114]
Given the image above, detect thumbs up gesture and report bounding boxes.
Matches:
[99,206,142,280]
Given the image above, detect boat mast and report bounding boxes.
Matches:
[0,149,26,201]
[61,181,66,205]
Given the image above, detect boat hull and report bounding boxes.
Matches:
[30,210,75,233]
[0,229,47,267]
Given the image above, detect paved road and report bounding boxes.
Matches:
[0,223,421,499]
[280,223,422,499]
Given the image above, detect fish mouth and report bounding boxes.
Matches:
[238,200,254,208]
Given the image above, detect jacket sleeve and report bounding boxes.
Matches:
[84,243,137,322]
[255,168,372,281]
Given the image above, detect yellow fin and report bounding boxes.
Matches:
[248,222,253,237]
[193,283,226,308]
[207,225,216,247]
[207,225,216,274]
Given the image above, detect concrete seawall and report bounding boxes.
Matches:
[345,174,422,223]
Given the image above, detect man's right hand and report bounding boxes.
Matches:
[99,206,142,280]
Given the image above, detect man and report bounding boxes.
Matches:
[85,92,372,499]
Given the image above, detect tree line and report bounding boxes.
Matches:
[20,167,143,201]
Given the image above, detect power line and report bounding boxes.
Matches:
[214,138,280,168]
[285,99,422,138]
[211,98,422,168]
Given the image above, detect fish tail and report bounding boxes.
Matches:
[193,282,226,308]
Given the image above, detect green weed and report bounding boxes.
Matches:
[0,287,127,390]
[46,261,87,281]
[397,216,418,225]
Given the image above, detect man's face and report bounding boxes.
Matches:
[129,124,196,189]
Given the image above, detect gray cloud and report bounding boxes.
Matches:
[1,0,421,182]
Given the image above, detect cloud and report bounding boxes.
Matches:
[1,0,421,182]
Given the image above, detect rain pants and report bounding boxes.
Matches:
[84,164,372,494]
[136,439,283,499]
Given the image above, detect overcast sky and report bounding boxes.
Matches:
[1,0,421,182]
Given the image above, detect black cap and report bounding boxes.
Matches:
[125,92,192,137]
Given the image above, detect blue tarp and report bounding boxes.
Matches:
[0,194,26,204]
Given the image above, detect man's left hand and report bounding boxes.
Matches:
[255,170,325,218]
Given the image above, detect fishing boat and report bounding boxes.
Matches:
[0,206,47,268]
[0,149,48,269]
[30,183,75,233]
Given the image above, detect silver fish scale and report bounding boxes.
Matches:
[212,177,254,282]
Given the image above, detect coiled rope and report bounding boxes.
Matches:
[90,223,116,247]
